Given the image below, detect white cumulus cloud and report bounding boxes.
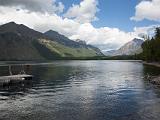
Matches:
[69,23,137,49]
[131,0,160,22]
[64,0,99,23]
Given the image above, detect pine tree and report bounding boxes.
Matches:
[141,27,160,62]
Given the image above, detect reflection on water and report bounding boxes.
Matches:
[0,60,160,120]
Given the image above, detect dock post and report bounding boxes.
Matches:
[9,65,12,75]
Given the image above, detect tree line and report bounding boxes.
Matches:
[139,27,160,62]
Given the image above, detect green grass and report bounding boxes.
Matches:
[38,39,98,57]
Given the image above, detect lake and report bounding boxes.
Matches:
[0,60,160,120]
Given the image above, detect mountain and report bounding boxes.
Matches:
[0,22,103,60]
[0,22,44,39]
[75,39,87,45]
[104,38,144,56]
[104,50,117,56]
[44,30,103,56]
[44,30,80,47]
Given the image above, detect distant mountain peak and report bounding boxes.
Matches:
[1,22,27,30]
[0,22,44,39]
[104,38,144,56]
[132,38,144,43]
[45,30,59,35]
[6,21,16,25]
[0,22,17,28]
[44,30,84,47]
[75,39,87,45]
[1,22,24,28]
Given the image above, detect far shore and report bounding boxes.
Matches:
[142,61,160,68]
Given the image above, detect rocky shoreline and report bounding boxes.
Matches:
[150,76,160,85]
[142,62,160,68]
[142,62,160,85]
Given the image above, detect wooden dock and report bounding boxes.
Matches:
[0,74,33,85]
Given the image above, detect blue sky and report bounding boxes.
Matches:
[61,0,159,32]
[0,0,159,51]
[94,0,159,31]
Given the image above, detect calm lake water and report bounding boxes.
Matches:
[0,60,160,120]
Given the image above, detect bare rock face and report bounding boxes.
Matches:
[115,38,144,55]
[75,39,87,45]
[104,38,144,56]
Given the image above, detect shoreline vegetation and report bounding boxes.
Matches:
[142,62,160,68]
[143,62,160,85]
[142,62,160,85]
[138,27,160,85]
[0,55,139,61]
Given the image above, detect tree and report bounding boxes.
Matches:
[141,27,160,62]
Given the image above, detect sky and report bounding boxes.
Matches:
[0,0,160,51]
